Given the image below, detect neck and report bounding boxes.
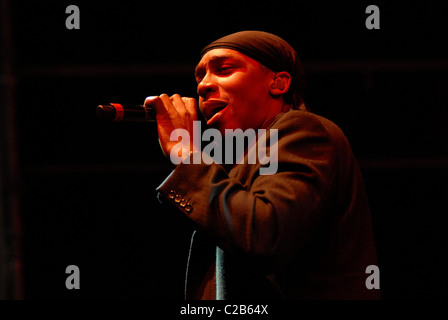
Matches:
[257,100,288,130]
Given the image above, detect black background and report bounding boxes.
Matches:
[6,0,448,299]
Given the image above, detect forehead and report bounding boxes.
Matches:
[195,48,259,75]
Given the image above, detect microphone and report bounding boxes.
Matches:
[96,103,156,122]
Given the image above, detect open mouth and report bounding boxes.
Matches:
[201,100,228,125]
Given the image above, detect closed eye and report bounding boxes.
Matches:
[215,64,235,76]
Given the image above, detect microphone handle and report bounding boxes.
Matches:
[96,103,156,122]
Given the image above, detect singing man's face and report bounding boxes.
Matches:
[195,48,276,133]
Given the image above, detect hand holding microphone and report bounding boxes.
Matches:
[145,94,199,158]
[97,94,200,159]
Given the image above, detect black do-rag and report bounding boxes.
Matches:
[200,30,306,109]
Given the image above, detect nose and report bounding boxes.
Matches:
[197,73,218,101]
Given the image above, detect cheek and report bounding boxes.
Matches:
[230,83,268,114]
[223,74,264,104]
[219,70,271,119]
[220,70,256,91]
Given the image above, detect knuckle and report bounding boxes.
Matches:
[144,95,160,107]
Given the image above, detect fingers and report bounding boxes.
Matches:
[168,94,198,120]
[143,94,198,159]
[144,94,174,119]
[182,97,198,117]
[144,94,197,120]
[169,94,185,115]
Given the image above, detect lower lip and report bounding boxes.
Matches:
[207,106,228,126]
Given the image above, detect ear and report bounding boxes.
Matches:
[270,71,291,96]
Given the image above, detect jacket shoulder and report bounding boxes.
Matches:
[271,110,352,148]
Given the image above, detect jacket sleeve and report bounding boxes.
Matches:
[156,112,351,268]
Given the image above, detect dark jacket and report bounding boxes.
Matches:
[157,110,380,299]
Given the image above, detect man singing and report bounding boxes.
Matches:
[145,31,380,300]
